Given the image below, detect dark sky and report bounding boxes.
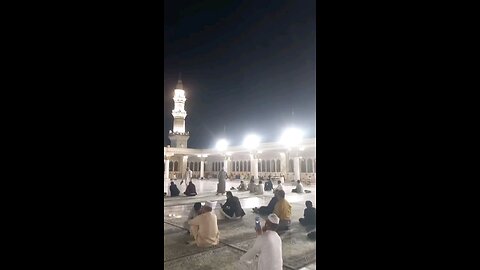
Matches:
[164,0,316,149]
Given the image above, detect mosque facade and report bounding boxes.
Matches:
[164,77,316,183]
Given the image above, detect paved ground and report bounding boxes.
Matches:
[164,178,317,270]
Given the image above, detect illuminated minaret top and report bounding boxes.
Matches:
[169,73,190,148]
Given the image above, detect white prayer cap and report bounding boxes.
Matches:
[267,214,280,224]
[204,201,216,209]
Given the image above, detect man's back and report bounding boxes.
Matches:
[274,198,291,220]
[189,212,219,247]
[240,230,283,270]
[258,231,283,269]
[296,182,304,193]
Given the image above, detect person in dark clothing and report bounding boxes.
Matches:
[169,181,180,197]
[219,191,246,219]
[252,190,279,215]
[299,201,316,226]
[264,179,273,191]
[184,181,198,196]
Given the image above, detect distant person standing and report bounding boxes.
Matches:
[216,168,227,195]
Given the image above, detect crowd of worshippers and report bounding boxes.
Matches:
[181,193,316,269]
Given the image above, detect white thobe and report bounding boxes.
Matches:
[238,230,283,270]
[296,183,304,193]
[187,212,219,247]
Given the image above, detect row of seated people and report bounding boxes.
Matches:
[181,189,315,251]
[252,189,316,230]
[165,181,197,197]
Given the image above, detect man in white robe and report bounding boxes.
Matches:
[236,214,283,270]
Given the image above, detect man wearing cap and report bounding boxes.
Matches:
[273,190,292,231]
[236,214,283,270]
[187,201,220,247]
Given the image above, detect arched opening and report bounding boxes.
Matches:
[243,161,247,172]
[307,159,313,173]
[169,161,173,171]
[288,159,293,172]
[240,161,243,171]
[174,161,178,171]
[248,160,251,171]
[266,160,270,172]
[194,162,198,171]
[261,160,266,172]
[276,160,281,172]
[301,159,306,173]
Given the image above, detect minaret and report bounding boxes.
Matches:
[168,73,190,148]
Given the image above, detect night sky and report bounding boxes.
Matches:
[164,0,316,149]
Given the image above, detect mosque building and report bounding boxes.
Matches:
[164,77,316,183]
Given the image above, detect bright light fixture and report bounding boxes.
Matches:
[243,134,261,150]
[279,128,304,148]
[216,139,229,151]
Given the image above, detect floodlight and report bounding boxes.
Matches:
[216,139,229,151]
[279,128,304,148]
[243,134,261,150]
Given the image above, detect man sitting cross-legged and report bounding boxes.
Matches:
[273,190,292,231]
[253,190,279,216]
[219,191,246,219]
[187,201,220,247]
[299,200,316,227]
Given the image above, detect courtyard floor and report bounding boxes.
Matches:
[164,178,317,270]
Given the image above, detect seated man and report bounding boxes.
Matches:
[291,180,304,193]
[264,179,273,191]
[273,180,283,192]
[273,190,292,231]
[169,181,180,197]
[219,191,246,219]
[256,181,265,195]
[248,180,256,193]
[299,200,316,226]
[187,201,220,247]
[184,181,198,196]
[236,214,283,270]
[237,180,247,191]
[184,202,202,233]
[253,190,278,215]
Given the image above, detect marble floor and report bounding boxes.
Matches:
[164,178,317,270]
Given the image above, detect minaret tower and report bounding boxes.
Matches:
[168,73,190,148]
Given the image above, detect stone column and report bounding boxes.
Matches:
[223,156,229,174]
[164,159,170,180]
[182,155,189,176]
[252,154,259,180]
[200,158,205,179]
[293,156,300,181]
